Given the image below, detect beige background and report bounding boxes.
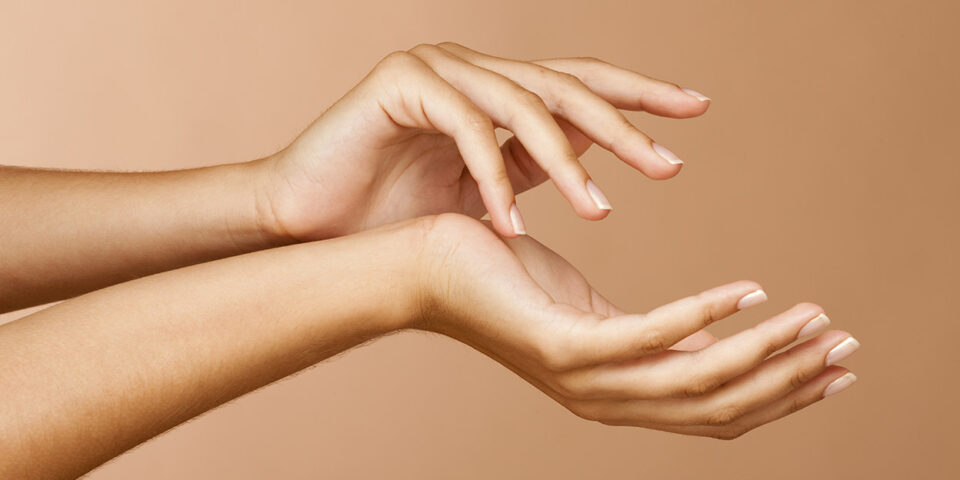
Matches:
[2,1,957,478]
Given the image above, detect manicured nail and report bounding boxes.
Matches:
[797,313,831,338]
[510,204,526,235]
[736,289,768,310]
[585,179,612,211]
[652,142,683,165]
[823,372,857,397]
[681,88,711,102]
[825,337,860,366]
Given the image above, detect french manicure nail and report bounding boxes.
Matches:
[681,88,711,102]
[736,289,768,310]
[823,372,857,397]
[585,179,612,211]
[825,337,860,366]
[652,142,683,165]
[510,204,526,235]
[797,313,831,338]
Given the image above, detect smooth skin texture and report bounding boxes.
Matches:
[0,43,707,313]
[264,42,709,240]
[0,43,859,477]
[0,214,857,478]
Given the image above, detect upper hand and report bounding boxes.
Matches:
[257,43,710,240]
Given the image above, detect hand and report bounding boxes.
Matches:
[257,43,711,240]
[411,214,859,438]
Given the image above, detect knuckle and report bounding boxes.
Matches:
[378,50,418,71]
[679,373,723,398]
[408,43,439,56]
[704,404,746,426]
[636,329,669,354]
[789,368,811,390]
[436,41,463,50]
[692,293,723,328]
[463,111,494,133]
[575,55,603,64]
[514,89,548,112]
[788,397,806,415]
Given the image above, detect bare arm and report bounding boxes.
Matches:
[0,217,419,479]
[0,162,286,312]
[0,44,713,313]
[0,214,858,478]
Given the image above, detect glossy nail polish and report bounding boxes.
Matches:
[825,337,860,366]
[510,204,526,235]
[585,180,612,211]
[823,372,857,397]
[652,142,683,165]
[736,289,768,310]
[798,313,831,338]
[681,88,711,101]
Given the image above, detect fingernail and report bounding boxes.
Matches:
[825,337,860,366]
[823,372,857,397]
[681,88,711,102]
[797,313,831,338]
[652,142,683,165]
[585,180,612,211]
[510,204,526,235]
[736,289,768,310]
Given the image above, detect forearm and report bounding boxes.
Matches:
[0,219,422,479]
[0,161,289,312]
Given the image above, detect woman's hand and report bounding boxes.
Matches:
[258,43,711,240]
[413,214,859,438]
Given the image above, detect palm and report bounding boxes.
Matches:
[425,216,714,352]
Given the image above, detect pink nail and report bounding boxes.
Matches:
[652,143,683,165]
[825,337,860,366]
[823,372,857,397]
[585,180,612,210]
[797,313,831,338]
[681,88,711,101]
[736,289,768,310]
[510,204,526,235]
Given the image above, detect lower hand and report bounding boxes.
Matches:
[409,214,858,438]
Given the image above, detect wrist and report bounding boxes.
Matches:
[305,216,435,333]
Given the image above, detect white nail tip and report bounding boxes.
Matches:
[652,142,684,165]
[797,313,831,338]
[825,337,860,366]
[585,180,612,210]
[823,372,857,397]
[681,88,711,102]
[509,204,526,235]
[736,289,768,310]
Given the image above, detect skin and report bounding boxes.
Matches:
[0,44,858,477]
[0,214,854,478]
[1,43,704,312]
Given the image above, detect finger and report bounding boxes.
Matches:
[670,330,718,351]
[408,44,609,220]
[532,57,711,118]
[603,367,856,439]
[437,42,683,179]
[531,280,766,371]
[560,303,828,399]
[500,116,593,194]
[371,51,521,237]
[572,331,859,426]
